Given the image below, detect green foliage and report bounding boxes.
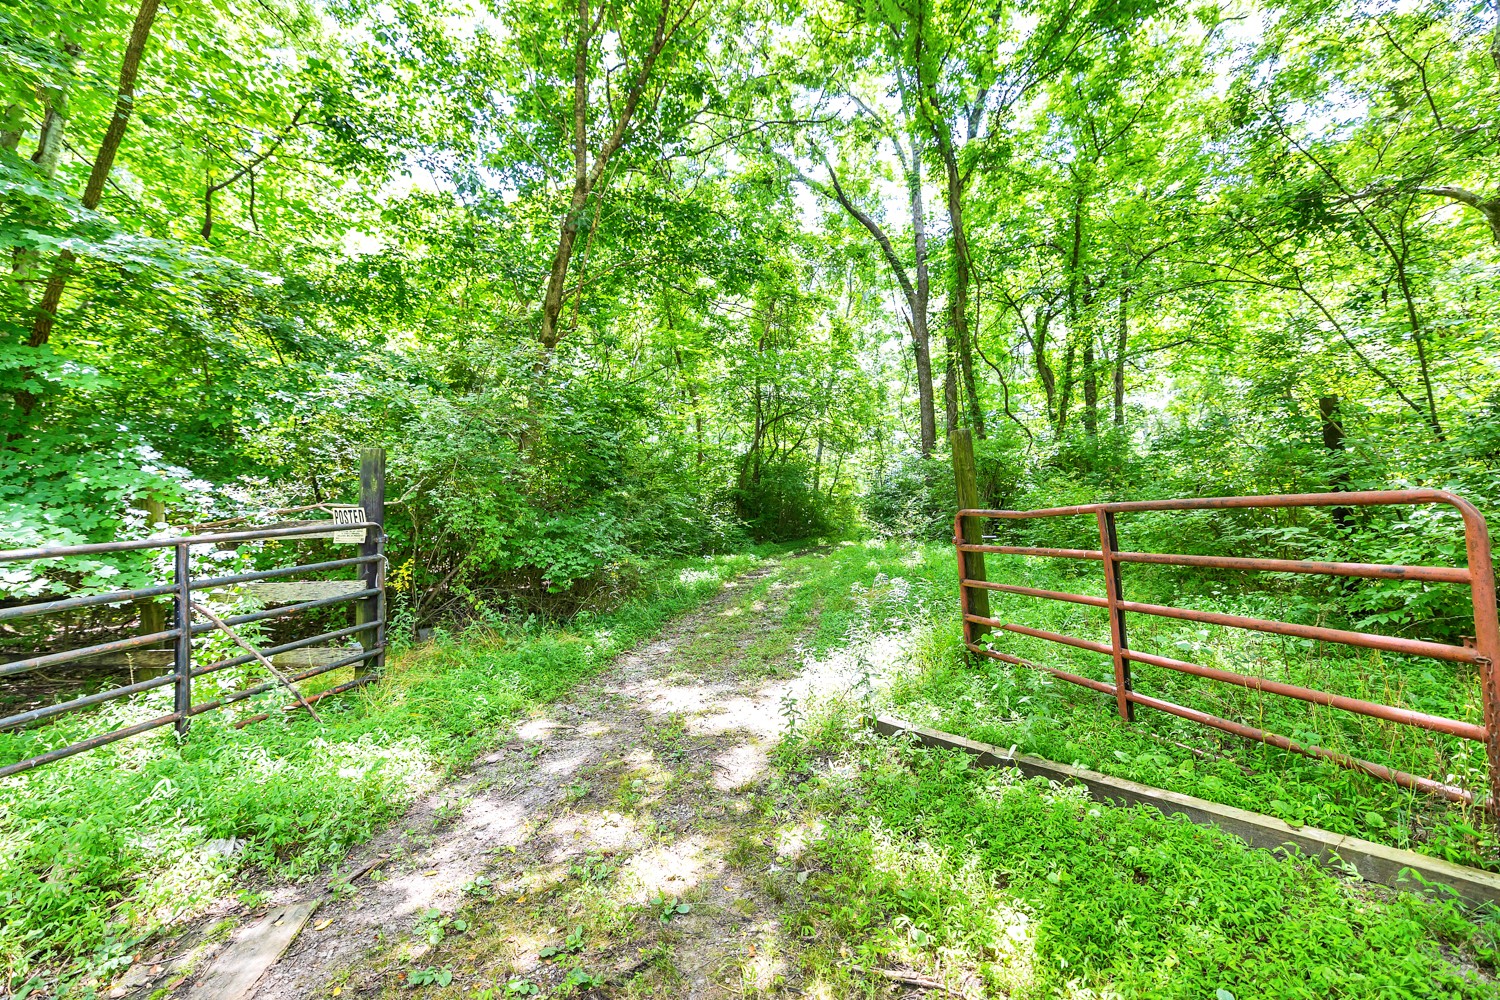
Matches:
[780,733,1500,997]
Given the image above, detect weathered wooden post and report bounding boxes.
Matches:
[135,495,167,642]
[951,428,990,636]
[357,447,385,677]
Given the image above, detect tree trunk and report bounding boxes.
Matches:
[1057,338,1075,436]
[1031,310,1057,425]
[906,137,937,456]
[13,43,78,284]
[0,105,20,150]
[800,127,935,456]
[1392,256,1444,441]
[538,0,682,349]
[943,344,959,439]
[1113,289,1128,426]
[932,133,985,439]
[1082,339,1097,437]
[27,0,161,355]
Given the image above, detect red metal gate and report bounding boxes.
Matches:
[954,490,1500,808]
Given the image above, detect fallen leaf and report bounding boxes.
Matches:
[314,918,334,931]
[423,869,439,876]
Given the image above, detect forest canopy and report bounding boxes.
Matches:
[3,0,1497,625]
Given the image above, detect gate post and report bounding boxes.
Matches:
[951,429,990,638]
[173,542,193,734]
[1460,502,1500,813]
[136,495,167,645]
[357,447,386,678]
[1096,509,1134,722]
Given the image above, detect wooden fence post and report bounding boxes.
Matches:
[951,429,990,635]
[136,495,167,643]
[357,447,385,678]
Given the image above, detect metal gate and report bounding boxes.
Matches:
[0,458,387,778]
[954,490,1500,808]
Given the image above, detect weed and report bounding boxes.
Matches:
[569,853,617,884]
[462,874,493,897]
[539,924,586,958]
[559,967,605,992]
[415,907,469,946]
[647,714,688,761]
[432,797,469,828]
[407,966,454,988]
[649,894,691,924]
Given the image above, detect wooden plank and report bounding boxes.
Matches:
[872,714,1500,908]
[236,580,366,605]
[184,899,319,1000]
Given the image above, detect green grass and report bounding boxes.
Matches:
[775,716,1500,998]
[0,550,767,996]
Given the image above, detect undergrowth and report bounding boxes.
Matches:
[775,708,1500,998]
[0,549,768,995]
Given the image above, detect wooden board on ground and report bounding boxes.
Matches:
[872,714,1500,909]
[184,899,319,1000]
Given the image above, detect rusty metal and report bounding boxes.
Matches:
[0,510,387,778]
[954,489,1500,810]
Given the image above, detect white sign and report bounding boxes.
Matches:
[329,505,368,544]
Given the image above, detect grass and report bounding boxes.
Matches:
[774,712,1500,998]
[0,549,769,996]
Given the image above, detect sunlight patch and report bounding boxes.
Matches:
[618,834,709,901]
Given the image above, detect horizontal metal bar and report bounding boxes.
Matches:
[958,543,1104,560]
[192,622,378,677]
[967,641,1117,696]
[0,628,182,679]
[0,583,177,624]
[1110,550,1469,583]
[966,616,1114,656]
[192,555,380,591]
[0,521,377,563]
[0,673,178,731]
[0,712,181,779]
[186,649,376,717]
[963,580,1108,608]
[959,488,1477,521]
[1126,690,1474,804]
[968,637,1474,804]
[972,616,1484,739]
[1118,646,1487,741]
[1115,598,1479,664]
[193,589,380,633]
